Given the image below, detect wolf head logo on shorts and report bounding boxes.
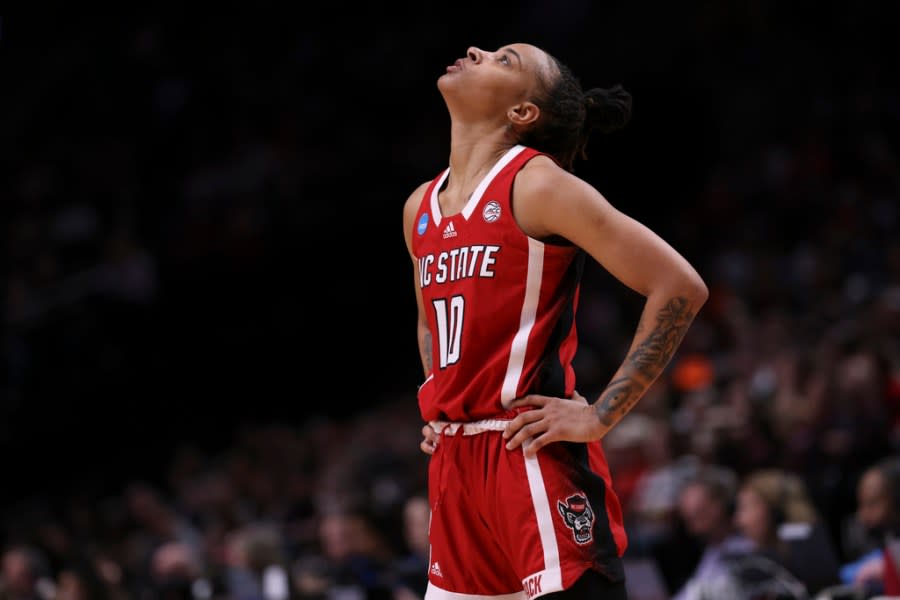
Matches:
[557,493,594,545]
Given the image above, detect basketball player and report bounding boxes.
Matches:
[402,43,708,600]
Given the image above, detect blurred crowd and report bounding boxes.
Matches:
[0,403,432,600]
[3,4,900,600]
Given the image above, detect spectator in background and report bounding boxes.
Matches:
[55,556,114,600]
[839,455,900,597]
[0,545,53,600]
[389,494,430,600]
[613,416,702,594]
[295,507,395,600]
[223,523,290,600]
[734,469,841,596]
[150,540,203,599]
[672,465,754,600]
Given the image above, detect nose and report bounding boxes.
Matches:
[466,47,482,64]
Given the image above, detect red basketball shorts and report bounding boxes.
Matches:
[423,419,627,600]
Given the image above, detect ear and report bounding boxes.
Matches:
[507,101,540,127]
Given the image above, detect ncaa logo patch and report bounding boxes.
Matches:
[483,200,501,223]
[557,493,595,545]
[417,213,429,235]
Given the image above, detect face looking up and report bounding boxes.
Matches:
[437,43,554,124]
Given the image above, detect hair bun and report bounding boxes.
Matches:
[584,84,633,134]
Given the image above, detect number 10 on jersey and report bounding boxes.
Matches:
[432,296,465,369]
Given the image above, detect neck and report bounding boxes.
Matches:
[447,119,516,189]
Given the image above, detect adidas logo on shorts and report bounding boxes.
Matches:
[430,562,443,578]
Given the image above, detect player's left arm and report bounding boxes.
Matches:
[503,157,709,456]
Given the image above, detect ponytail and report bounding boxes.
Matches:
[583,84,633,134]
[518,54,633,172]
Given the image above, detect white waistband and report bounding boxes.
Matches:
[430,419,510,436]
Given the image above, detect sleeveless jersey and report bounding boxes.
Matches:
[412,145,585,423]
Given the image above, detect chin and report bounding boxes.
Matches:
[436,77,455,98]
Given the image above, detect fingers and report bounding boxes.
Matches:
[505,419,548,451]
[502,410,542,440]
[423,424,441,445]
[507,394,550,409]
[510,430,555,457]
[420,424,438,455]
[523,434,553,458]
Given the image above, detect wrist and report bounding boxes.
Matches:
[584,404,610,440]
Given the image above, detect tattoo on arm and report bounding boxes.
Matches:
[422,330,432,373]
[595,377,640,426]
[629,296,693,380]
[594,296,694,426]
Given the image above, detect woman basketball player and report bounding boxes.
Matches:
[402,43,708,599]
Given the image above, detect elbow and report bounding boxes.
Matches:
[660,269,707,308]
[685,271,709,308]
[647,266,709,309]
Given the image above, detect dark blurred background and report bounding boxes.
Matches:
[1,4,899,600]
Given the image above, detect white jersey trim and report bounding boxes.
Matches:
[430,168,450,226]
[429,144,527,224]
[500,237,544,407]
[461,144,526,220]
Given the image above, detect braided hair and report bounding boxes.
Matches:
[517,54,633,172]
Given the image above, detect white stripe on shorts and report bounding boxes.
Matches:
[521,439,563,598]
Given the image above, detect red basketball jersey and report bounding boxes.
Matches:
[412,145,585,423]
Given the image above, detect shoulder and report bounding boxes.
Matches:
[403,180,433,248]
[515,153,603,208]
[512,153,611,239]
[403,180,432,224]
[516,153,574,192]
[405,180,432,209]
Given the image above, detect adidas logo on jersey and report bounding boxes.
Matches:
[442,222,457,239]
[430,562,443,578]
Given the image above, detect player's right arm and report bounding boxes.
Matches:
[404,182,441,456]
[403,181,433,377]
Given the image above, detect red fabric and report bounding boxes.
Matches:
[884,543,900,594]
[411,145,581,422]
[426,430,626,598]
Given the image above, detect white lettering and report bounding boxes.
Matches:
[480,246,499,277]
[455,246,469,281]
[420,245,501,287]
[467,245,484,277]
[419,255,433,288]
[448,248,460,281]
[435,252,449,284]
